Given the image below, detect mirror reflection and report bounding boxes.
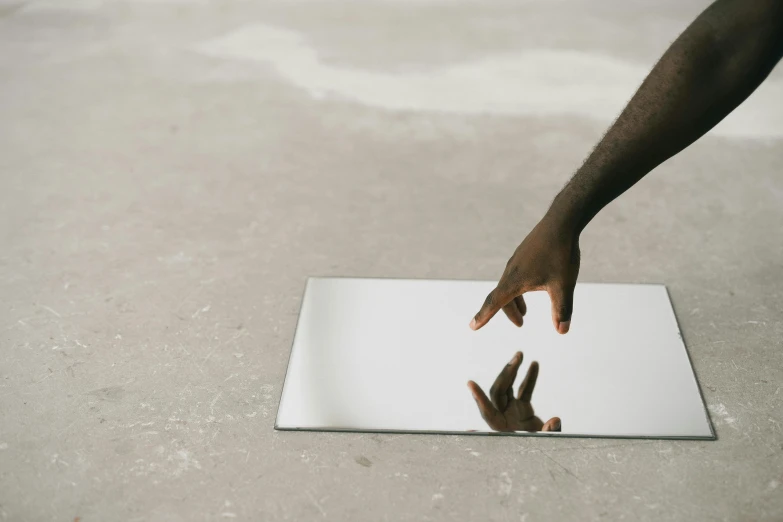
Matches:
[468,351,561,433]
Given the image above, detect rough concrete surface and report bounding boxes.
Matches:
[1,0,782,520]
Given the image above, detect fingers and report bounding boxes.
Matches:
[517,360,539,402]
[547,284,575,334]
[514,295,527,317]
[470,286,514,331]
[502,300,524,327]
[467,381,505,431]
[489,352,522,411]
[542,417,562,432]
[501,295,528,327]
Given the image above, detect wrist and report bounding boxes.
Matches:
[546,186,590,237]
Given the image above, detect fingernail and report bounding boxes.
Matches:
[509,352,519,365]
[558,321,570,334]
[469,318,477,330]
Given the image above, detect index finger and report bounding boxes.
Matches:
[467,381,505,431]
[469,285,515,330]
[489,351,523,409]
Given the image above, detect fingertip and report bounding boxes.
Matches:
[543,417,561,432]
[557,320,570,334]
[469,317,478,330]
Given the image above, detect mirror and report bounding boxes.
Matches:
[276,278,714,439]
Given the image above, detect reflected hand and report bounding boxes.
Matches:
[469,214,580,334]
[468,351,561,433]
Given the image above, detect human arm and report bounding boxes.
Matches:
[470,0,783,333]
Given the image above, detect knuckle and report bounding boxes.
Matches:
[505,265,520,283]
[496,282,514,299]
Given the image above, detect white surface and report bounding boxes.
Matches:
[276,278,714,439]
[197,23,783,139]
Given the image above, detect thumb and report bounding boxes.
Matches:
[542,417,561,432]
[470,286,512,331]
[548,284,574,334]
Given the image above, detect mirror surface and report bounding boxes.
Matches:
[276,278,714,439]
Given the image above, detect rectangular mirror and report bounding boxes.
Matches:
[276,278,715,439]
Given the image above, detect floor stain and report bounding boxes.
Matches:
[354,455,372,468]
[87,385,125,402]
[0,4,22,19]
[195,23,783,140]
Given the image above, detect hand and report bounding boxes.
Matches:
[468,351,561,433]
[469,213,580,334]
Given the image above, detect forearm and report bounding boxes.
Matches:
[550,0,783,233]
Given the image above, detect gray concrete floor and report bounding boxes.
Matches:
[1,0,782,520]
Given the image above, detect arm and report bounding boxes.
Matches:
[553,0,783,233]
[471,0,783,334]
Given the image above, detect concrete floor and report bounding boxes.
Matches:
[1,0,782,520]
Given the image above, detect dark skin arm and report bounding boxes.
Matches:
[470,0,783,333]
